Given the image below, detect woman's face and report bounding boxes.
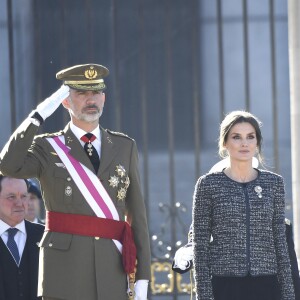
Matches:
[224,122,257,163]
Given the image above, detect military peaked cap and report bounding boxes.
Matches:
[56,63,109,91]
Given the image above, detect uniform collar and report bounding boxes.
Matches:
[69,122,101,142]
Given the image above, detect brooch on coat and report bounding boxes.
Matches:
[108,164,130,201]
[254,186,262,198]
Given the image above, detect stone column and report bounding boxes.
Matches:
[288,0,300,261]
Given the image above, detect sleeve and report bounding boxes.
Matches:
[273,176,295,300]
[286,223,300,299]
[0,118,44,178]
[125,140,151,280]
[192,176,214,300]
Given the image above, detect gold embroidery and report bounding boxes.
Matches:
[84,66,98,80]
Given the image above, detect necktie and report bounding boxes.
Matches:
[81,133,100,172]
[6,228,20,265]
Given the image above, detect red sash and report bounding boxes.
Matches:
[46,211,137,274]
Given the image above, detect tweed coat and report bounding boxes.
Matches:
[192,170,295,300]
[173,221,300,299]
[286,221,300,300]
[0,121,151,300]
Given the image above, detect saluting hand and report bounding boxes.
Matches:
[34,85,70,121]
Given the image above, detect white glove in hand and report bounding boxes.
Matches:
[134,280,148,300]
[35,85,70,121]
[173,246,193,270]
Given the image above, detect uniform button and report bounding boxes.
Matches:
[95,237,100,240]
[20,134,24,138]
[67,177,72,181]
[18,270,22,275]
[49,243,53,247]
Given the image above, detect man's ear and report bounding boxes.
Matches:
[62,98,70,109]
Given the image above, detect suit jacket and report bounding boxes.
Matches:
[0,220,44,300]
[0,121,151,300]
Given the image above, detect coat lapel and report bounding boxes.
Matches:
[98,128,119,175]
[59,124,118,175]
[63,124,95,172]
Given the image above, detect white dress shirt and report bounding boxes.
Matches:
[70,122,101,158]
[0,219,27,262]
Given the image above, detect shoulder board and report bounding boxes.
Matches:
[285,218,291,225]
[106,129,133,140]
[36,131,64,139]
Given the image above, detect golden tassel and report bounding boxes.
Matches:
[127,272,136,299]
[127,259,137,299]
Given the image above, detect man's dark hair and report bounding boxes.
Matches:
[0,175,29,193]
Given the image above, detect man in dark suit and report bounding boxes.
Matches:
[172,220,300,300]
[0,175,44,300]
[0,64,151,300]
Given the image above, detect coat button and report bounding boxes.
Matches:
[49,243,53,247]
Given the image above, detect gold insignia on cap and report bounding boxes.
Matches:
[84,66,98,80]
[108,175,119,188]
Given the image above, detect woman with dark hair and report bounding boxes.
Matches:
[192,111,295,300]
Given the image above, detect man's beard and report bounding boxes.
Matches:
[71,106,103,123]
[78,111,103,122]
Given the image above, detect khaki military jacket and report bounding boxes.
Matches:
[0,120,151,300]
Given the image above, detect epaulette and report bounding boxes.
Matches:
[106,129,133,140]
[285,218,291,225]
[36,131,64,139]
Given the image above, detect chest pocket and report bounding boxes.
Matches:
[54,168,82,206]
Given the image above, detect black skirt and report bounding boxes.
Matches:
[212,274,281,300]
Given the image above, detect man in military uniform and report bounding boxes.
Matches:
[0,64,151,300]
